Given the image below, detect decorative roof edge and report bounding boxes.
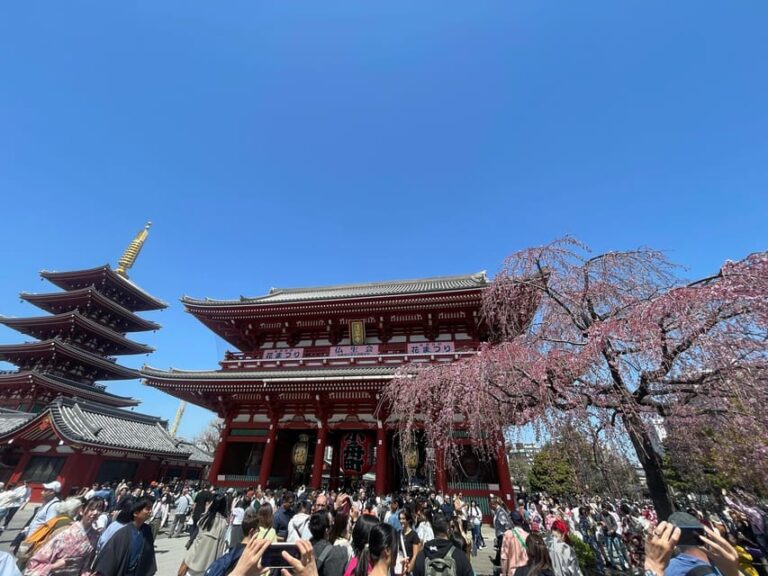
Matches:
[181,271,489,307]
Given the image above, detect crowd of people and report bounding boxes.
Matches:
[0,478,764,576]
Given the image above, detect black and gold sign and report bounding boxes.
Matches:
[349,320,366,345]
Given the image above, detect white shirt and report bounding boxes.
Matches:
[286,512,312,543]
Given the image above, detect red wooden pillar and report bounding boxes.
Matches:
[258,421,278,489]
[496,441,515,508]
[9,449,32,486]
[435,447,447,495]
[208,418,230,486]
[57,450,82,496]
[375,422,387,495]
[310,423,327,489]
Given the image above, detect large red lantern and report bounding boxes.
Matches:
[340,432,373,475]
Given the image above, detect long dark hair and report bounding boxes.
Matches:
[525,533,553,576]
[351,515,380,556]
[200,494,228,532]
[354,522,396,576]
[329,512,349,544]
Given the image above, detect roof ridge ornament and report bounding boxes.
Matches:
[116,221,152,278]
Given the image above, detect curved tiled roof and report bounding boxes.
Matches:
[40,264,168,312]
[0,371,139,407]
[21,288,161,332]
[182,271,488,307]
[0,398,192,458]
[142,365,399,381]
[0,312,154,355]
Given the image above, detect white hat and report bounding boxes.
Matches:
[43,481,62,493]
[57,497,83,518]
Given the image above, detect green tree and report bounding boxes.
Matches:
[528,443,577,496]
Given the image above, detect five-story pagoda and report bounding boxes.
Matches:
[0,224,211,498]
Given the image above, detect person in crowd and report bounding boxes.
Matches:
[23,498,105,576]
[344,515,381,576]
[91,497,156,576]
[492,497,512,567]
[467,500,485,553]
[329,512,353,563]
[501,510,530,576]
[664,512,740,576]
[96,497,137,556]
[354,522,396,576]
[177,493,229,576]
[398,509,421,575]
[2,482,31,532]
[515,534,555,576]
[273,492,295,542]
[25,482,62,537]
[227,499,250,551]
[253,504,277,542]
[384,499,402,532]
[547,519,582,576]
[16,498,84,572]
[287,500,312,543]
[188,484,213,546]
[171,488,194,538]
[307,510,349,576]
[415,504,434,545]
[203,508,261,576]
[411,512,473,576]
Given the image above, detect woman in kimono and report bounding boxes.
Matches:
[24,498,105,576]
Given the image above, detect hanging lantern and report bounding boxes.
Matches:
[340,432,372,475]
[292,434,309,473]
[404,444,419,477]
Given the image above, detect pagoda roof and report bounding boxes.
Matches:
[182,271,488,308]
[40,265,167,312]
[0,312,154,355]
[21,288,161,332]
[0,397,193,458]
[0,371,139,407]
[0,339,139,382]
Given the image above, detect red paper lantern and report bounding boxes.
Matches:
[340,432,372,475]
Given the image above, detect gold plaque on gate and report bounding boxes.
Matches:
[350,320,366,345]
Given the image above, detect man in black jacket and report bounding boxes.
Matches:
[92,497,157,576]
[412,512,473,576]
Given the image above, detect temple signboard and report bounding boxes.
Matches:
[262,348,304,360]
[407,342,455,355]
[330,345,379,357]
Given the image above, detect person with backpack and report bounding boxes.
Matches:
[23,498,105,576]
[16,497,84,572]
[411,512,474,576]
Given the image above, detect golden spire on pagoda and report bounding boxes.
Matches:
[116,221,152,278]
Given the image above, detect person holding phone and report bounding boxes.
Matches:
[662,513,740,576]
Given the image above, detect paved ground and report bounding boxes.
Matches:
[0,509,499,575]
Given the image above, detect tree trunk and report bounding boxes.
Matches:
[622,412,674,520]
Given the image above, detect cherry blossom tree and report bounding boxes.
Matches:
[384,237,768,519]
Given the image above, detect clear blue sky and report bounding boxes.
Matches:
[1,1,766,440]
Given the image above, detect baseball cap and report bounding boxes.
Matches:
[43,480,62,493]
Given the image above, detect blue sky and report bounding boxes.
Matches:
[1,1,766,439]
